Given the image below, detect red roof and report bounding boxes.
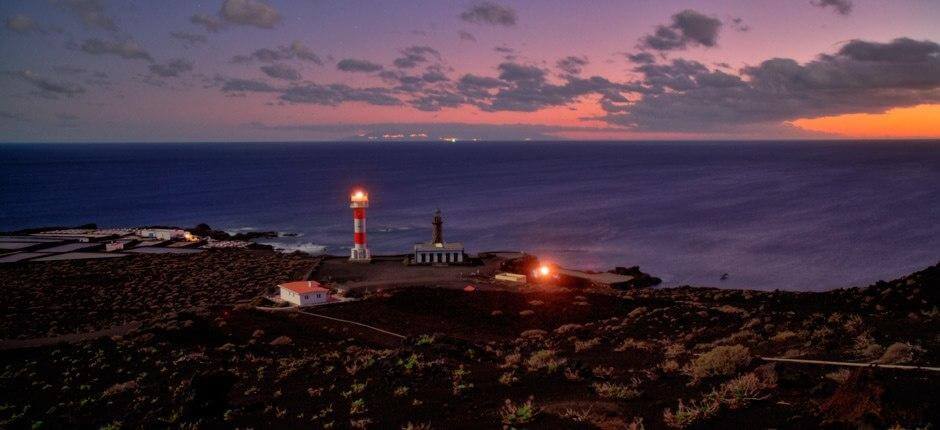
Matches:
[279,281,328,294]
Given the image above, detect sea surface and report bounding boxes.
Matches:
[2,141,938,291]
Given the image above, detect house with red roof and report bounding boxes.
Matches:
[278,281,330,306]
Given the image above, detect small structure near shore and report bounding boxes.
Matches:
[495,272,527,284]
[137,228,188,241]
[278,281,330,306]
[413,210,465,265]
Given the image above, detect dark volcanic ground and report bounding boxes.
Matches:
[0,251,937,429]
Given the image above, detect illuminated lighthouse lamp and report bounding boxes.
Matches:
[349,189,371,263]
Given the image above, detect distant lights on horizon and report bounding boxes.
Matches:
[362,133,483,142]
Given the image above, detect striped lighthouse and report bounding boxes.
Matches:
[349,189,371,262]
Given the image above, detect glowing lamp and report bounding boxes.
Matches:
[350,190,369,202]
[539,265,550,276]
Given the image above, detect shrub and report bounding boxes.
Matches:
[574,338,601,352]
[103,380,138,397]
[714,305,746,315]
[592,382,640,399]
[554,324,584,335]
[269,336,293,346]
[525,350,566,373]
[415,334,436,346]
[519,310,535,316]
[770,331,798,343]
[686,345,751,382]
[627,307,647,319]
[519,329,548,340]
[825,369,851,384]
[615,338,653,352]
[499,371,518,386]
[664,367,776,427]
[349,398,366,415]
[664,343,686,358]
[500,397,538,426]
[663,398,720,428]
[878,342,914,364]
[500,353,521,369]
[716,371,775,409]
[660,360,681,373]
[402,422,432,430]
[451,365,473,395]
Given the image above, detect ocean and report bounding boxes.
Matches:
[2,141,938,291]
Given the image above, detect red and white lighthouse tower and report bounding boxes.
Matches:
[349,189,371,262]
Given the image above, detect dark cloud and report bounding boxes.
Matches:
[220,78,279,93]
[393,46,441,69]
[626,52,656,64]
[260,63,301,81]
[216,76,404,108]
[79,38,153,61]
[170,32,207,46]
[458,30,477,42]
[731,17,750,32]
[336,58,384,73]
[557,56,588,75]
[148,59,194,77]
[55,0,117,32]
[410,90,465,111]
[640,9,723,51]
[836,38,937,62]
[602,37,940,132]
[231,41,322,64]
[220,0,281,29]
[12,70,85,97]
[460,2,517,26]
[280,83,402,106]
[53,65,87,75]
[447,62,632,112]
[421,68,449,83]
[190,14,224,32]
[190,0,280,32]
[494,45,516,60]
[6,14,41,34]
[812,0,853,15]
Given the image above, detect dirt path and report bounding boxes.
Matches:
[0,321,141,351]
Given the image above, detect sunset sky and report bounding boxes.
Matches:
[1,0,939,142]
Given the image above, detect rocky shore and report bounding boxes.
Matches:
[0,248,936,429]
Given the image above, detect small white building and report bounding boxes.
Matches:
[105,241,125,252]
[278,281,330,306]
[137,228,187,241]
[495,272,527,284]
[415,242,465,264]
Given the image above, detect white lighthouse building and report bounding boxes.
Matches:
[349,190,371,262]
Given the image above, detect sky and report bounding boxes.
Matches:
[1,0,939,142]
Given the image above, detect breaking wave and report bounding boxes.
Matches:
[264,241,328,255]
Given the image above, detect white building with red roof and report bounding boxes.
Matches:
[278,281,330,306]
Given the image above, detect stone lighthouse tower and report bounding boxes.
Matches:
[432,209,444,244]
[349,190,371,262]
